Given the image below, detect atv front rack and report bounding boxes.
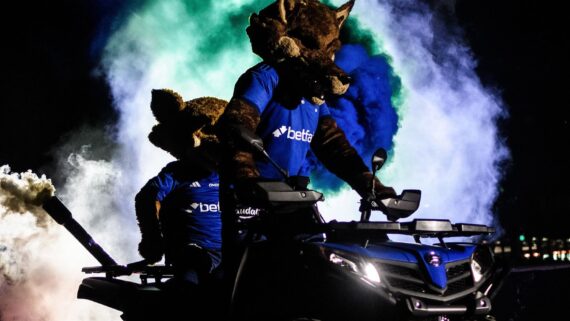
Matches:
[327,219,495,243]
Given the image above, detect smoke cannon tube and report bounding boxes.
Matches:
[42,196,118,267]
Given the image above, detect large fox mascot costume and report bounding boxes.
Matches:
[143,0,395,271]
[218,0,394,198]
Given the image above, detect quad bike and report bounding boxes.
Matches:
[41,129,501,321]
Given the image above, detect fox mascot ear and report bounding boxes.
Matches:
[270,0,355,60]
[148,89,227,159]
[277,0,354,26]
[277,0,297,24]
[335,0,355,28]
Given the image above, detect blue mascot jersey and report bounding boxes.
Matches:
[141,161,221,250]
[234,63,331,179]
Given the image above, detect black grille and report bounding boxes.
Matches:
[379,263,422,279]
[376,263,427,293]
[445,261,473,295]
[446,276,472,295]
[375,260,475,300]
[388,278,427,293]
[446,262,471,279]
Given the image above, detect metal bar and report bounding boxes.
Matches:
[42,196,118,267]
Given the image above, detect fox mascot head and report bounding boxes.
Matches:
[148,89,227,166]
[247,0,355,105]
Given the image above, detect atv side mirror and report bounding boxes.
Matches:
[371,148,387,174]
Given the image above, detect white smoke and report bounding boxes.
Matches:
[59,147,137,258]
[0,165,55,227]
[0,152,124,320]
[1,165,56,286]
[320,0,507,228]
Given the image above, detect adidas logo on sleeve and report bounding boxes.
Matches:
[190,181,201,188]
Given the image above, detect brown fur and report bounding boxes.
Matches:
[150,89,186,124]
[217,98,262,179]
[148,89,227,161]
[247,0,355,104]
[311,116,395,197]
[311,116,368,181]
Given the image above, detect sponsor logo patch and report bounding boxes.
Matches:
[235,207,261,217]
[272,125,313,142]
[190,202,220,213]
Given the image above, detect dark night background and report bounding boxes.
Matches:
[2,0,567,237]
[0,0,568,319]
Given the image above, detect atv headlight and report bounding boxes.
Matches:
[471,245,494,283]
[327,251,381,285]
[470,259,483,283]
[329,253,358,273]
[363,262,381,284]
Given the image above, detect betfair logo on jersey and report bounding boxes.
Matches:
[190,202,220,213]
[272,125,313,142]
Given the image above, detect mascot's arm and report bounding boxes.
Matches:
[311,116,396,198]
[135,184,164,263]
[217,98,262,180]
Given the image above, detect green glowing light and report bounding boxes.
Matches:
[519,234,525,242]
